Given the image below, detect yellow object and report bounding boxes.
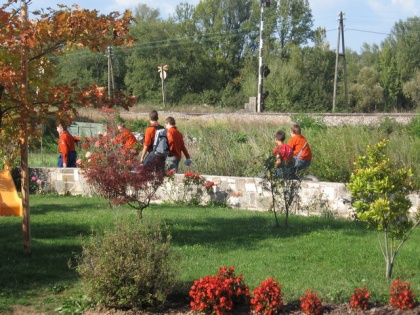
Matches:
[0,167,23,217]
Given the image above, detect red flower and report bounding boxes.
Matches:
[251,278,284,315]
[300,290,323,315]
[389,278,416,310]
[349,286,370,311]
[189,266,250,315]
[203,181,215,191]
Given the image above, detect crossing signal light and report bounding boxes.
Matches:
[262,91,269,101]
[261,0,271,7]
[262,65,270,78]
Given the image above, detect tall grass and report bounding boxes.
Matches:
[1,195,419,314]
[27,117,420,186]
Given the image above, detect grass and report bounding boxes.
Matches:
[1,195,419,314]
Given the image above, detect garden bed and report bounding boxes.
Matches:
[81,300,420,315]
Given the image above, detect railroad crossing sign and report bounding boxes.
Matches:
[158,64,168,79]
[158,64,168,106]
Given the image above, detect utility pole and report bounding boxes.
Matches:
[107,46,115,99]
[332,11,348,112]
[257,0,270,113]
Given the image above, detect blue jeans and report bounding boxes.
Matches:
[166,156,180,173]
[58,151,77,168]
[294,157,311,171]
[143,152,166,173]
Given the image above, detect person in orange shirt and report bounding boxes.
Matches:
[165,116,191,172]
[57,123,77,168]
[140,110,166,171]
[116,123,138,153]
[288,124,312,171]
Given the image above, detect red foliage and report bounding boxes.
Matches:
[0,2,134,146]
[251,278,284,315]
[189,266,250,315]
[349,286,370,311]
[389,278,416,310]
[80,128,166,219]
[300,290,323,315]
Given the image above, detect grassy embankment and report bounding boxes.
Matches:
[29,113,420,186]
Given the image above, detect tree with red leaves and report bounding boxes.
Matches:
[80,125,166,220]
[0,1,135,253]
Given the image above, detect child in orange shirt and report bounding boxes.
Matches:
[288,124,312,171]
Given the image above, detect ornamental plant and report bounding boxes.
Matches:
[80,125,166,220]
[348,139,420,279]
[189,266,250,315]
[260,154,301,228]
[300,290,323,315]
[203,180,215,192]
[76,219,177,309]
[217,266,250,307]
[0,1,134,254]
[389,278,416,310]
[189,275,234,315]
[349,286,370,311]
[251,278,284,315]
[182,171,206,205]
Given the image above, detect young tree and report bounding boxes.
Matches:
[0,1,135,253]
[80,126,166,220]
[261,155,301,228]
[348,139,420,279]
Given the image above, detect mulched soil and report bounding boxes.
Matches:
[81,298,420,315]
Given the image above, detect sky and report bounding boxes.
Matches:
[20,0,420,53]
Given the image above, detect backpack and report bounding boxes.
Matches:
[152,126,169,155]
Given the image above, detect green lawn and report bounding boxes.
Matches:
[1,195,419,314]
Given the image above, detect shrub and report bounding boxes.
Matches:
[348,139,418,279]
[251,278,284,315]
[408,114,420,138]
[189,275,234,315]
[349,286,370,311]
[389,278,416,310]
[300,290,323,315]
[76,220,177,309]
[189,266,250,315]
[80,126,166,219]
[290,113,326,133]
[217,266,250,307]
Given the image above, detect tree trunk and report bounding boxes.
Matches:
[21,138,31,254]
[386,258,394,279]
[20,2,31,255]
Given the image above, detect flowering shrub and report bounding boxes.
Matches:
[182,172,206,205]
[183,171,205,186]
[203,180,215,192]
[217,266,250,307]
[251,278,284,315]
[29,173,52,194]
[189,266,249,315]
[389,278,416,310]
[190,275,233,315]
[349,286,370,311]
[300,290,323,315]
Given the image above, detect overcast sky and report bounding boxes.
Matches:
[21,0,420,52]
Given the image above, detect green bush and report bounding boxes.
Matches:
[76,219,178,309]
[290,113,326,132]
[408,114,420,138]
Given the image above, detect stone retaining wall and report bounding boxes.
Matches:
[30,167,419,218]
